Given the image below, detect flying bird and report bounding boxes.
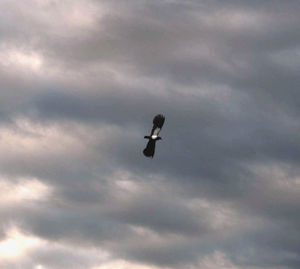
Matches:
[143,114,165,158]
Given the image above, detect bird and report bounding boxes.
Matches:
[143,114,165,158]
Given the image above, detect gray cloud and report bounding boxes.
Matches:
[0,0,300,268]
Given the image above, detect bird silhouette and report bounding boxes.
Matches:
[143,114,165,158]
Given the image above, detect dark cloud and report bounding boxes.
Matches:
[0,0,300,268]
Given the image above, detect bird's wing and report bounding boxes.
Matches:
[151,126,161,136]
[150,114,165,136]
[143,140,156,157]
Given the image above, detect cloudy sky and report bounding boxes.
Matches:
[0,0,300,268]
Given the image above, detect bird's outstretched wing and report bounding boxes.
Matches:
[143,139,156,158]
[151,114,165,136]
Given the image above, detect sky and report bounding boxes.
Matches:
[0,0,300,268]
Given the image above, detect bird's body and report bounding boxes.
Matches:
[143,114,165,158]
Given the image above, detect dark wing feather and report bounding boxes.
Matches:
[143,140,156,157]
[153,114,165,128]
[150,114,165,136]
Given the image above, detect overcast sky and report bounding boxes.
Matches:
[0,0,300,268]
